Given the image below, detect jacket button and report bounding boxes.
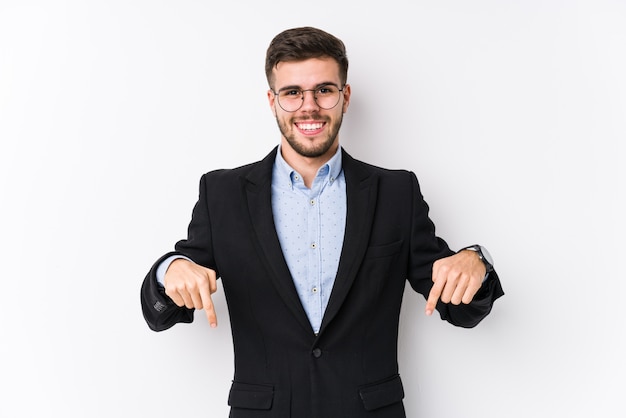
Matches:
[312,348,322,358]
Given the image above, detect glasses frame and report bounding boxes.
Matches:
[271,84,346,112]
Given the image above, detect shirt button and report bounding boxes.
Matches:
[312,287,318,293]
[310,199,315,205]
[311,243,317,249]
[312,348,322,358]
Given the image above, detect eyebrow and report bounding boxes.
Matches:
[277,82,340,92]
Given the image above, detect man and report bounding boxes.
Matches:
[141,26,504,418]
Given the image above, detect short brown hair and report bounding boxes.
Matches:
[265,26,349,88]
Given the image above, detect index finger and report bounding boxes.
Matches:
[425,263,444,316]
[425,279,444,316]
[199,269,218,327]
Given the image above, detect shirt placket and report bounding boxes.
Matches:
[306,170,329,332]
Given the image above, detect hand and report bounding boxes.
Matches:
[164,258,219,327]
[425,250,486,316]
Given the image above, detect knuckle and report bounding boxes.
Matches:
[437,263,450,274]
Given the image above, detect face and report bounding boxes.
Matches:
[268,57,350,161]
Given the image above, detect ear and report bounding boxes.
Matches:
[267,89,277,116]
[341,84,351,113]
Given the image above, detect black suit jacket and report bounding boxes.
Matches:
[141,147,504,418]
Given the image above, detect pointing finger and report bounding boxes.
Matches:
[425,279,444,316]
[199,268,218,327]
[425,260,444,316]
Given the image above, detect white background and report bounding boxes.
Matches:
[1,1,624,417]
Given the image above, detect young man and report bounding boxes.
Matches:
[141,26,504,418]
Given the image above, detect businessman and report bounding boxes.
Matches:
[141,26,504,418]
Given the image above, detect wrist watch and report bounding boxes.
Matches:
[460,245,494,273]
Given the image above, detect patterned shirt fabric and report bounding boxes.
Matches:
[272,146,346,334]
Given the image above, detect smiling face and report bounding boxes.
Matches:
[268,57,351,164]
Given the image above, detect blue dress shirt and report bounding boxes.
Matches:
[272,146,346,333]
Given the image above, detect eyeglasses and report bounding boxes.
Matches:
[271,84,345,112]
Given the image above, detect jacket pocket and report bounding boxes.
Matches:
[364,240,403,259]
[359,375,405,411]
[228,382,274,410]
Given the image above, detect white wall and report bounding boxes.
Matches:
[1,1,624,417]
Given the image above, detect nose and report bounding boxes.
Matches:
[300,89,320,111]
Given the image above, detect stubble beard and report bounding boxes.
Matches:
[276,113,343,158]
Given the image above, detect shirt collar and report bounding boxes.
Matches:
[274,145,343,189]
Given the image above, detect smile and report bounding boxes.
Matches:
[295,122,324,132]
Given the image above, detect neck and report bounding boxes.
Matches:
[280,140,339,188]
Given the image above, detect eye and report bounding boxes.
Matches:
[317,86,335,95]
[281,89,302,97]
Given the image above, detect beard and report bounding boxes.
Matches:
[276,112,343,158]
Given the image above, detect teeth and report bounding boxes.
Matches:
[297,123,323,131]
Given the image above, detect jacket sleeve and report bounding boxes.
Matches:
[140,173,219,332]
[406,171,504,328]
[437,270,504,328]
[140,252,195,331]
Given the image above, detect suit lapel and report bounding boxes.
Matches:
[319,150,378,334]
[242,147,313,334]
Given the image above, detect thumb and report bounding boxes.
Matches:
[202,266,218,294]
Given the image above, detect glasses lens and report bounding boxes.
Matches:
[277,89,303,112]
[315,86,340,110]
[277,86,341,112]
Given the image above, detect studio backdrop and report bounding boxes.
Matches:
[0,1,624,417]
